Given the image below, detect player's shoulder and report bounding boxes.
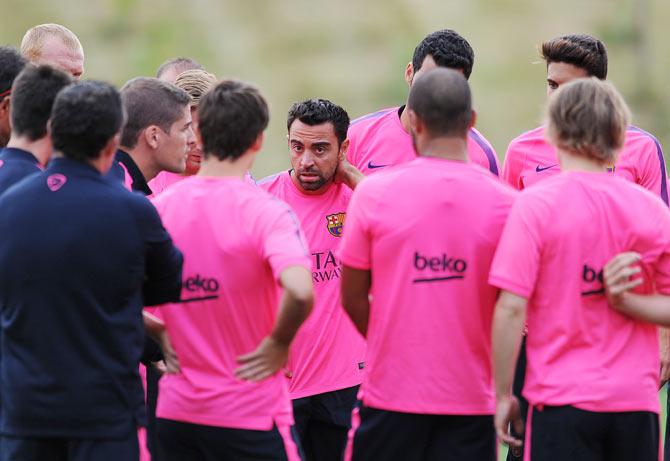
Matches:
[257,170,289,194]
[624,125,663,151]
[348,107,398,135]
[508,125,546,149]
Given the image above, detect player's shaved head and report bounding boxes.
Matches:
[20,23,84,79]
[156,57,203,83]
[408,68,473,138]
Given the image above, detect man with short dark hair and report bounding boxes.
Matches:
[346,29,499,176]
[152,80,313,461]
[109,77,194,194]
[0,47,28,147]
[501,33,668,460]
[0,80,183,461]
[340,68,515,461]
[0,65,71,193]
[259,99,365,461]
[156,57,203,84]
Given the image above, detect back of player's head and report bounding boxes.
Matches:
[0,46,28,98]
[119,77,191,149]
[10,65,72,141]
[541,34,608,79]
[287,99,349,145]
[20,23,83,62]
[546,77,629,164]
[156,57,203,81]
[198,80,269,161]
[174,69,217,108]
[412,29,475,79]
[408,68,472,138]
[51,81,124,162]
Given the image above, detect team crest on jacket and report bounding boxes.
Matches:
[326,212,346,237]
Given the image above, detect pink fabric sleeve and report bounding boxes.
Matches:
[489,197,542,298]
[636,134,668,205]
[261,203,311,280]
[502,141,525,190]
[339,181,376,270]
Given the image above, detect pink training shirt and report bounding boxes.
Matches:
[259,171,365,399]
[339,157,516,414]
[503,125,668,204]
[490,172,670,414]
[151,176,311,430]
[149,170,257,196]
[346,106,500,176]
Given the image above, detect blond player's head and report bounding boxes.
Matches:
[174,69,217,109]
[546,77,630,165]
[20,24,84,79]
[173,69,216,175]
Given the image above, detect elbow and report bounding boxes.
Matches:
[290,285,314,321]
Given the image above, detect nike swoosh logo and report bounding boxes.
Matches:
[535,164,558,173]
[367,161,389,169]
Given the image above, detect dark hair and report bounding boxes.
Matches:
[408,68,472,138]
[10,65,71,140]
[156,57,203,79]
[541,34,608,79]
[198,80,269,161]
[119,77,191,148]
[51,80,124,161]
[412,29,475,79]
[0,46,28,96]
[287,99,349,145]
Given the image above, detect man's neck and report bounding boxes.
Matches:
[7,135,51,166]
[120,145,159,182]
[419,137,469,162]
[399,103,411,133]
[198,151,254,178]
[558,149,610,173]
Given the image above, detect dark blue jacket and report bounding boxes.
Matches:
[0,147,41,195]
[0,157,182,437]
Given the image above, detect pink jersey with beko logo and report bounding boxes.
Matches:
[151,175,310,431]
[502,125,668,205]
[260,171,365,399]
[490,171,670,413]
[339,157,516,414]
[346,106,500,176]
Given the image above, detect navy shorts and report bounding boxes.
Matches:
[347,405,495,461]
[528,405,658,461]
[292,385,358,461]
[156,418,301,461]
[2,431,139,461]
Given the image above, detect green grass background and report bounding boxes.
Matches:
[2,0,669,179]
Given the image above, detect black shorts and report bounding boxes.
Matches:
[1,431,139,461]
[292,385,358,461]
[346,405,495,461]
[528,405,659,461]
[156,418,301,461]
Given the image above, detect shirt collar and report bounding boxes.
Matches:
[0,147,40,165]
[115,149,152,196]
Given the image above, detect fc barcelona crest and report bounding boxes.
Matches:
[326,212,346,237]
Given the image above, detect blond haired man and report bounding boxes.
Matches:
[20,24,84,79]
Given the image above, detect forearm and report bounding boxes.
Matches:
[271,288,312,345]
[341,166,365,190]
[143,311,165,343]
[613,293,670,326]
[492,299,526,399]
[341,266,371,337]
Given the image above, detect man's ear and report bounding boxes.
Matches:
[144,126,160,149]
[404,62,414,87]
[407,109,422,135]
[469,109,477,130]
[339,139,350,157]
[0,96,10,117]
[250,132,265,153]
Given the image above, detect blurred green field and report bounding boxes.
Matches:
[2,0,669,179]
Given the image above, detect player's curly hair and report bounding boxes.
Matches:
[412,29,475,79]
